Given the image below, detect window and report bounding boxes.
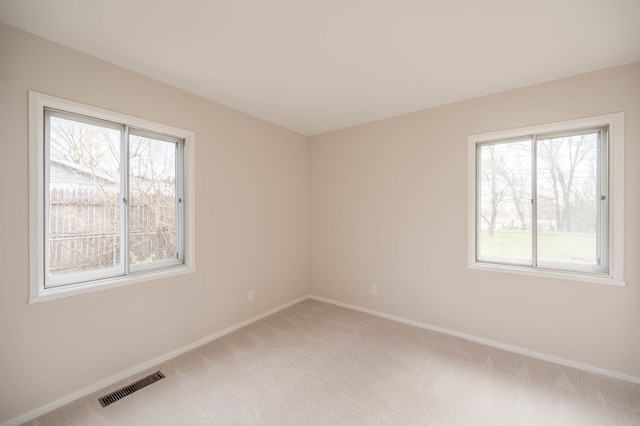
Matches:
[29,91,195,302]
[467,113,624,286]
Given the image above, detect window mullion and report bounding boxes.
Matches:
[598,127,609,271]
[531,136,538,268]
[43,109,52,284]
[475,144,481,262]
[122,126,130,276]
[176,142,184,261]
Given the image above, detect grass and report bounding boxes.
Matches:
[479,230,596,264]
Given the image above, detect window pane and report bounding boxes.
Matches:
[536,131,601,269]
[129,133,178,266]
[47,114,122,279]
[477,140,532,265]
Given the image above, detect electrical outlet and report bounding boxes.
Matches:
[248,290,255,302]
[371,284,378,296]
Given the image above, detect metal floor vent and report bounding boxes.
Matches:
[99,371,165,407]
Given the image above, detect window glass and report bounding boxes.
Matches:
[129,132,179,267]
[47,113,123,284]
[536,131,602,269]
[477,139,532,265]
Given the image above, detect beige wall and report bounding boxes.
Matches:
[0,24,309,422]
[310,62,640,377]
[2,20,639,424]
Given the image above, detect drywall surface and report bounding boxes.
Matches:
[310,62,640,377]
[0,23,309,423]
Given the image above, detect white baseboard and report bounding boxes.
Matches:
[5,293,638,426]
[308,295,640,385]
[1,296,308,426]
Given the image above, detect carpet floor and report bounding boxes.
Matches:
[24,299,640,425]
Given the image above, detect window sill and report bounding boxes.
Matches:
[467,262,625,287]
[29,265,195,304]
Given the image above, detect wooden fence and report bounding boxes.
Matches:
[49,188,175,275]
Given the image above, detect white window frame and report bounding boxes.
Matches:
[29,91,196,303]
[467,113,624,286]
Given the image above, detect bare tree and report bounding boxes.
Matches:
[537,134,597,232]
[128,135,177,263]
[498,143,531,230]
[480,145,509,236]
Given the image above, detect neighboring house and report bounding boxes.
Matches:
[50,158,171,195]
[49,157,119,192]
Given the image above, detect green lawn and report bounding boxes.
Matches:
[479,230,596,264]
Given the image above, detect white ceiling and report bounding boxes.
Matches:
[1,0,639,136]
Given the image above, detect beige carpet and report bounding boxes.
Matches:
[25,299,640,425]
